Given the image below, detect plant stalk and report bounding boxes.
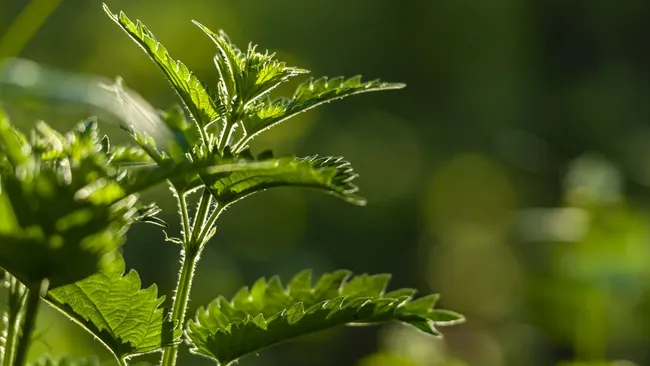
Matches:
[13,279,48,366]
[195,203,224,246]
[1,274,27,366]
[177,190,192,244]
[161,189,213,366]
[160,247,199,365]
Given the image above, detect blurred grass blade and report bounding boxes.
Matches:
[0,0,63,59]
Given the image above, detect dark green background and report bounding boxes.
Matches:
[3,1,650,365]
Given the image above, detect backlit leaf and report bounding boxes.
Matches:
[104,5,222,132]
[236,76,405,150]
[187,270,463,365]
[46,255,181,360]
[199,149,366,206]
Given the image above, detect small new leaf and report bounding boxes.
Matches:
[46,255,181,360]
[193,22,307,109]
[199,149,366,206]
[186,270,463,365]
[104,5,221,132]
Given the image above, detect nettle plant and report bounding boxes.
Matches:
[0,4,464,366]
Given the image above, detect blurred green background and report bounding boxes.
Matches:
[3,0,650,365]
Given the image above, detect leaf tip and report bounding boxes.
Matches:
[342,194,367,206]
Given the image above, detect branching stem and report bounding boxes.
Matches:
[160,246,199,365]
[162,188,215,366]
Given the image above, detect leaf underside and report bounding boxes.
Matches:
[46,255,181,359]
[199,148,366,206]
[187,270,464,365]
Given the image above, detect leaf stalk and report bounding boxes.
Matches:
[14,279,48,366]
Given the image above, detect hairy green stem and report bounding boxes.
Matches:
[0,0,63,59]
[160,247,199,365]
[162,189,214,366]
[14,279,48,366]
[1,274,26,366]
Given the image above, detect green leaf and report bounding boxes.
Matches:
[111,146,278,198]
[186,270,463,365]
[27,356,100,366]
[109,144,154,167]
[0,172,18,234]
[104,5,221,132]
[119,123,170,166]
[191,22,306,149]
[236,76,405,150]
[46,255,181,360]
[0,108,28,166]
[199,149,366,206]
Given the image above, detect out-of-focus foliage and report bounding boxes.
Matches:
[3,0,650,365]
[0,111,154,288]
[557,362,638,366]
